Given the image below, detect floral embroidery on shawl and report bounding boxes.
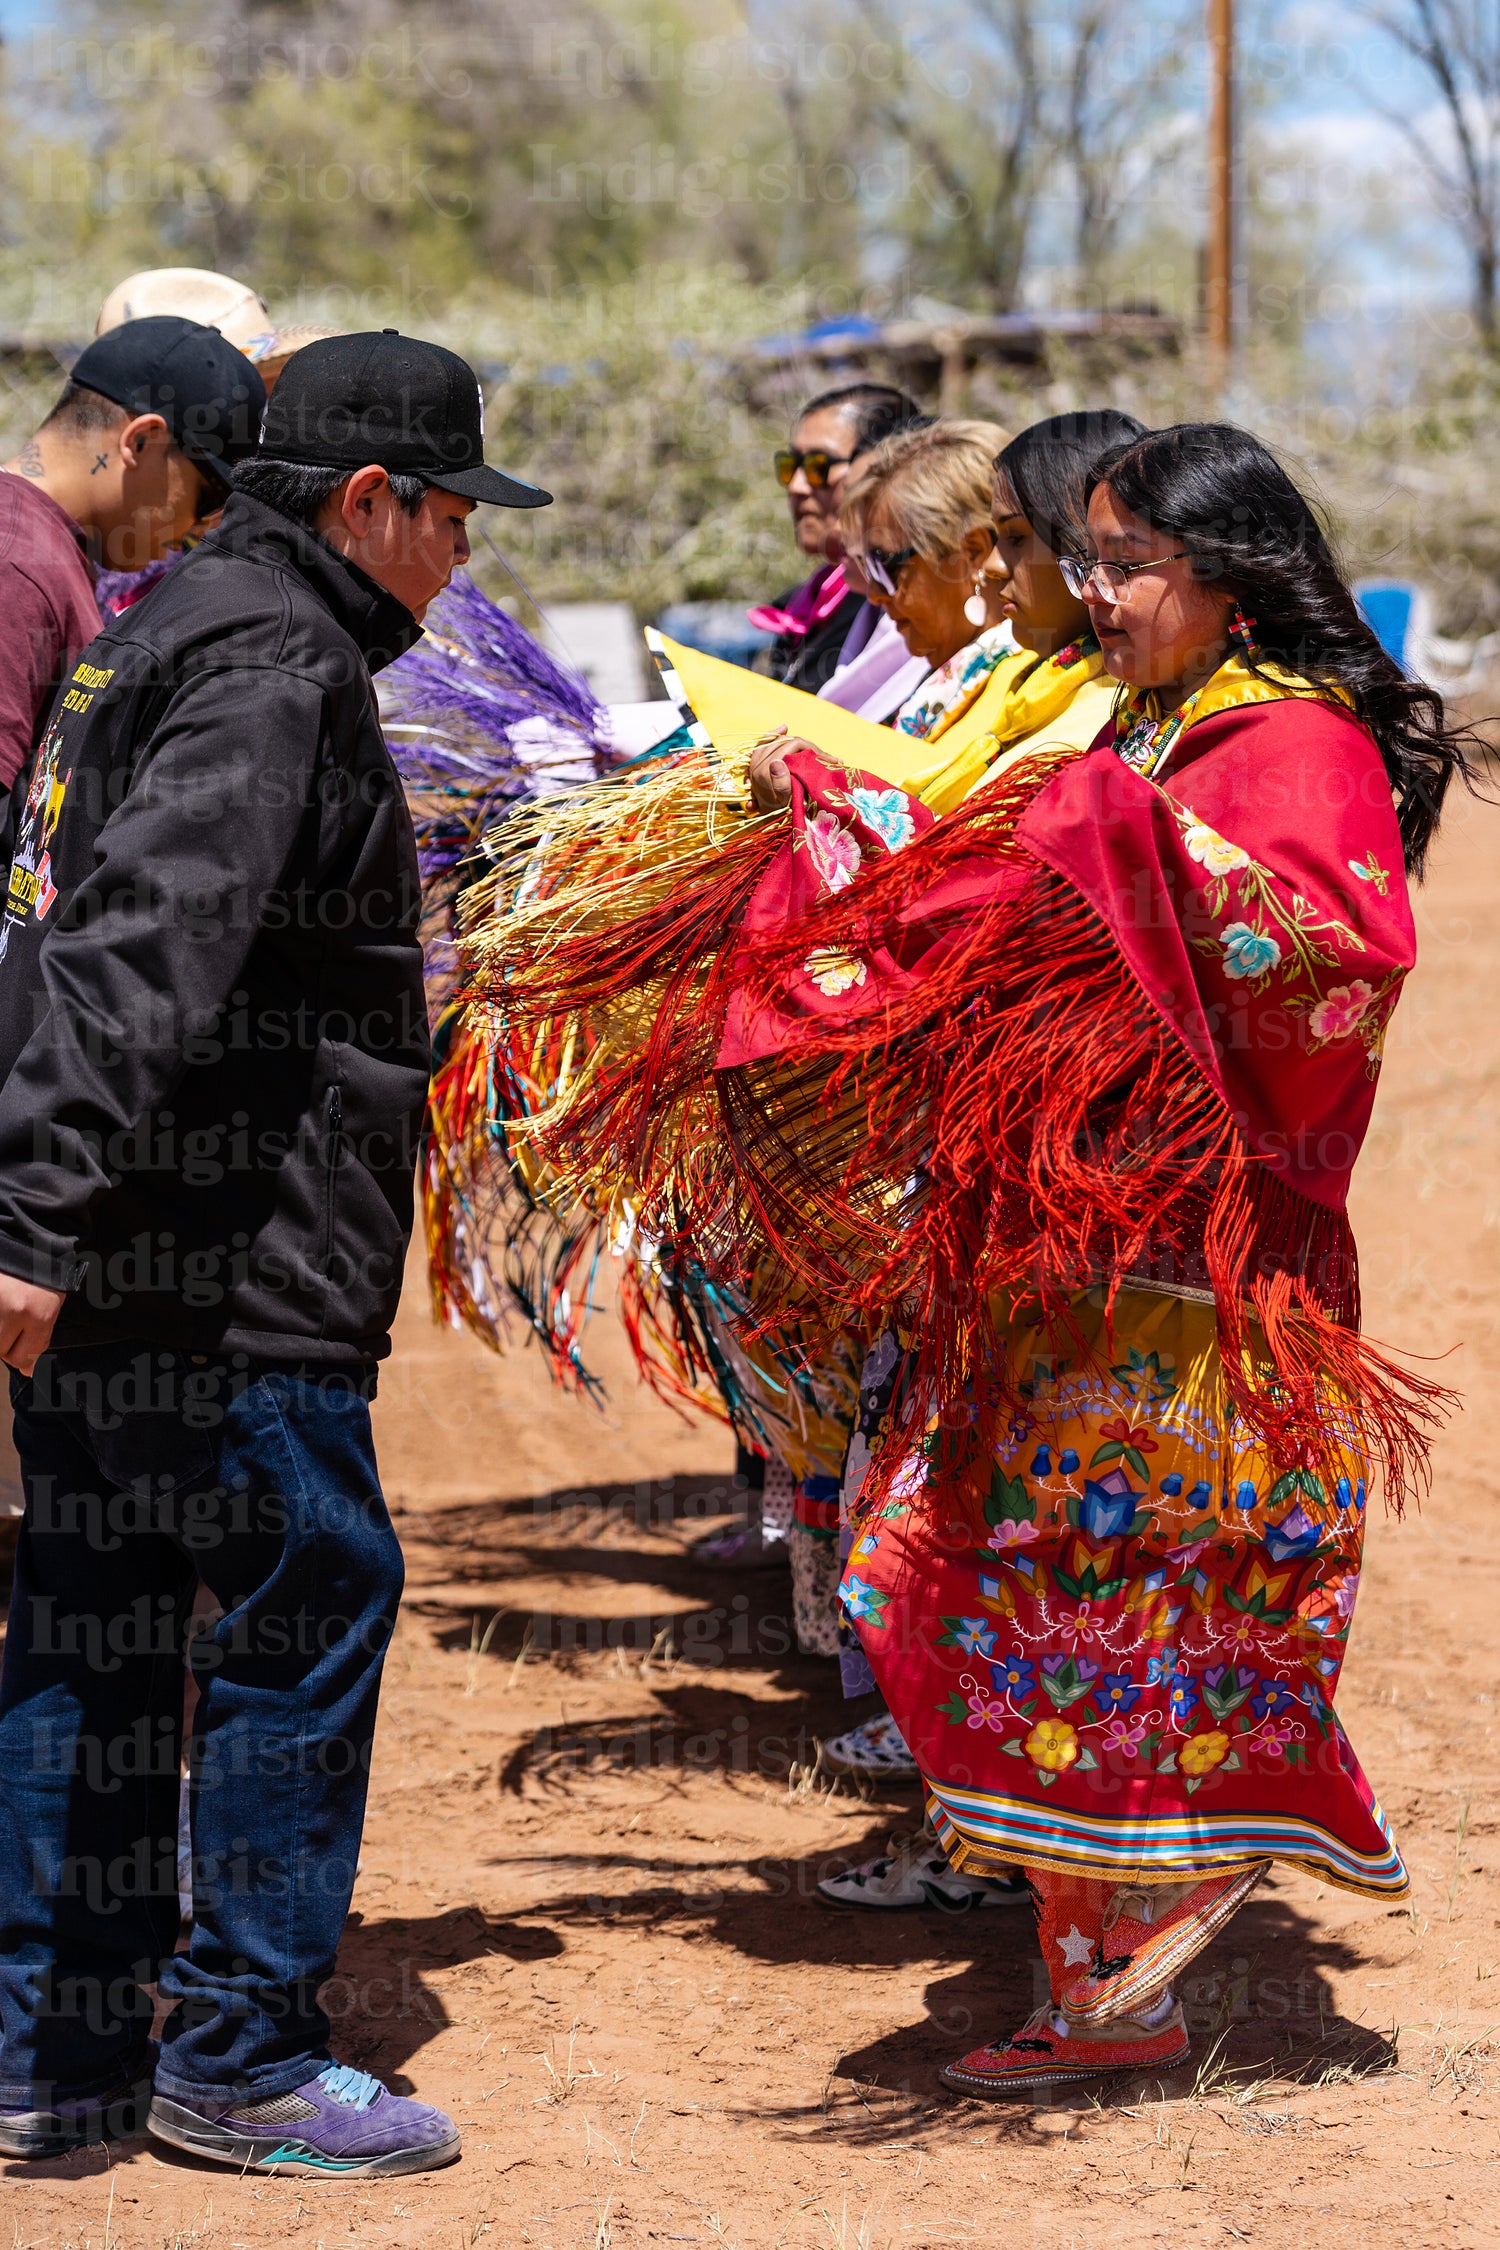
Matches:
[803,808,862,892]
[1165,794,1401,1075]
[849,784,918,853]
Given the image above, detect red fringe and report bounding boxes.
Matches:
[470,815,790,1163]
[729,860,1447,1512]
[421,1009,610,1395]
[474,754,1451,1514]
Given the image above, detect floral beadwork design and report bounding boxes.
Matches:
[1025,1717,1080,1771]
[840,1573,890,1626]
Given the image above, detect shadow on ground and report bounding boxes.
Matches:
[781,1884,1397,2141]
[403,1473,883,1778]
[328,1905,566,2084]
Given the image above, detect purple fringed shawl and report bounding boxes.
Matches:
[380,575,608,1000]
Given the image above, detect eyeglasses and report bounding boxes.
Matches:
[774,446,852,490]
[851,541,920,596]
[1059,551,1189,598]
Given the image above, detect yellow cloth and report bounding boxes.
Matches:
[1116,653,1350,744]
[899,647,1116,815]
[911,649,1342,816]
[653,633,943,790]
[652,632,1114,812]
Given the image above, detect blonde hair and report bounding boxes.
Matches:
[840,419,1012,563]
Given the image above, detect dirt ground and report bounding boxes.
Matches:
[6,780,1500,2248]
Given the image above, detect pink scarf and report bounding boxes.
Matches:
[747,560,849,638]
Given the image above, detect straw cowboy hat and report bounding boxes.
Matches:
[95,269,343,391]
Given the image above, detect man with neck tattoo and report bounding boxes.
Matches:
[0,317,263,861]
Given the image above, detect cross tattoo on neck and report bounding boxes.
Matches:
[91,454,108,475]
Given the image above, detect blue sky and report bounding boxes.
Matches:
[1255,5,1471,304]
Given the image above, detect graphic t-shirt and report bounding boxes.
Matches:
[0,473,101,792]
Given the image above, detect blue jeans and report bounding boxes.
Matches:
[0,1345,404,2105]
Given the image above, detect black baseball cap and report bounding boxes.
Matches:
[69,315,266,498]
[256,329,551,508]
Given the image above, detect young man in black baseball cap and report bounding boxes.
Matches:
[0,332,546,2175]
[0,316,264,859]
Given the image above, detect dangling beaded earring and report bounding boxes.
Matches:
[963,574,989,628]
[1230,603,1259,659]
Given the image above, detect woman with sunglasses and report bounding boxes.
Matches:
[781,410,1144,1795]
[806,408,1150,1811]
[837,418,1016,734]
[751,382,923,694]
[480,422,1472,2091]
[749,418,1017,821]
[752,416,1013,1738]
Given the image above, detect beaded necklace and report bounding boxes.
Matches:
[1115,655,1351,785]
[1114,679,1210,779]
[1053,629,1099,672]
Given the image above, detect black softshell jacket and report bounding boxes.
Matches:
[0,490,431,1363]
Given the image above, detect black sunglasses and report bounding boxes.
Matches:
[852,541,920,597]
[774,446,852,490]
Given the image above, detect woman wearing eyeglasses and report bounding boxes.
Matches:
[725,422,1471,2089]
[798,412,1152,1796]
[751,382,923,694]
[480,422,1472,2091]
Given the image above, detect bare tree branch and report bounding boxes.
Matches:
[1354,0,1500,338]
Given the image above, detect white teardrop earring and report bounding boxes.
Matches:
[963,578,988,627]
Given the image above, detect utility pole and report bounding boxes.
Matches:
[1206,0,1234,363]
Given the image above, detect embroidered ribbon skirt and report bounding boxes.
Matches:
[839,1285,1406,1897]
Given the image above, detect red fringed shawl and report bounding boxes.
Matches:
[473,698,1450,1509]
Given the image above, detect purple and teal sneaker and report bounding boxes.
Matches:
[147,2063,460,2176]
[0,2051,155,2158]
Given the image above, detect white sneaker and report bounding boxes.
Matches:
[818,1834,1031,1912]
[820,1711,921,1777]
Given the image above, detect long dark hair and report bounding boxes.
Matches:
[1085,421,1475,878]
[996,409,1147,559]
